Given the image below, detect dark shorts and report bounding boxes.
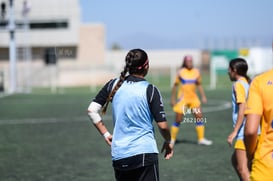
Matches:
[113,153,159,181]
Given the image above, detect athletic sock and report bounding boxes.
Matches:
[171,122,180,143]
[195,123,205,141]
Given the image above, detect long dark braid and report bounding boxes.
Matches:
[101,49,147,114]
[229,58,251,83]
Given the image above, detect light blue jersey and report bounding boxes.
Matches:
[232,79,249,140]
[111,80,158,161]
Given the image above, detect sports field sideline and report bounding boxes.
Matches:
[0,74,240,181]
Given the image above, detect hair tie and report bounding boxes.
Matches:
[136,59,149,70]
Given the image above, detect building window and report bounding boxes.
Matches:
[0,20,68,29]
[30,21,68,29]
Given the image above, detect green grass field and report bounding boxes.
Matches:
[0,73,238,181]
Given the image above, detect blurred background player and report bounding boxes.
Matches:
[244,68,273,181]
[87,48,173,181]
[227,58,252,181]
[170,55,212,146]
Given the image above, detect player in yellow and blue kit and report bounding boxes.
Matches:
[244,68,273,181]
[227,58,254,181]
[170,55,212,146]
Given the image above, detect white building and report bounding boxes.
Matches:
[0,0,106,91]
[0,0,105,62]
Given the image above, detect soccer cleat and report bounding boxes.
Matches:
[198,138,213,146]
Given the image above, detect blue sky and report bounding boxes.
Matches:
[80,0,273,50]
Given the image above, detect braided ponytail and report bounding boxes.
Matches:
[101,49,148,114]
[101,52,134,114]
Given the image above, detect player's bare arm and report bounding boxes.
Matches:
[244,113,260,161]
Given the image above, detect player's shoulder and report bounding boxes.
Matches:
[193,68,200,73]
[235,77,248,86]
[180,67,199,73]
[103,78,118,92]
[177,68,185,76]
[147,83,159,92]
[146,84,162,100]
[255,69,273,80]
[251,69,273,86]
[234,81,247,94]
[190,68,200,76]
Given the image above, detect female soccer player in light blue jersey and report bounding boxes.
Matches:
[87,48,173,181]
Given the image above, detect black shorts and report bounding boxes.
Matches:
[113,153,159,181]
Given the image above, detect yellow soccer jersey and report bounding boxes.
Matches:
[245,69,273,180]
[234,77,248,104]
[175,68,201,100]
[232,77,249,140]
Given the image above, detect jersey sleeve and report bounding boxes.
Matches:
[234,82,247,103]
[147,84,167,122]
[245,77,263,115]
[92,78,116,106]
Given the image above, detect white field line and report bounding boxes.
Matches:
[0,100,231,125]
[0,93,13,99]
[0,116,91,125]
[202,100,231,113]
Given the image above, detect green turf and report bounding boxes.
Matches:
[0,75,238,181]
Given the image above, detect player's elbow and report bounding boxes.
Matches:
[244,114,261,137]
[87,102,102,124]
[244,127,257,137]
